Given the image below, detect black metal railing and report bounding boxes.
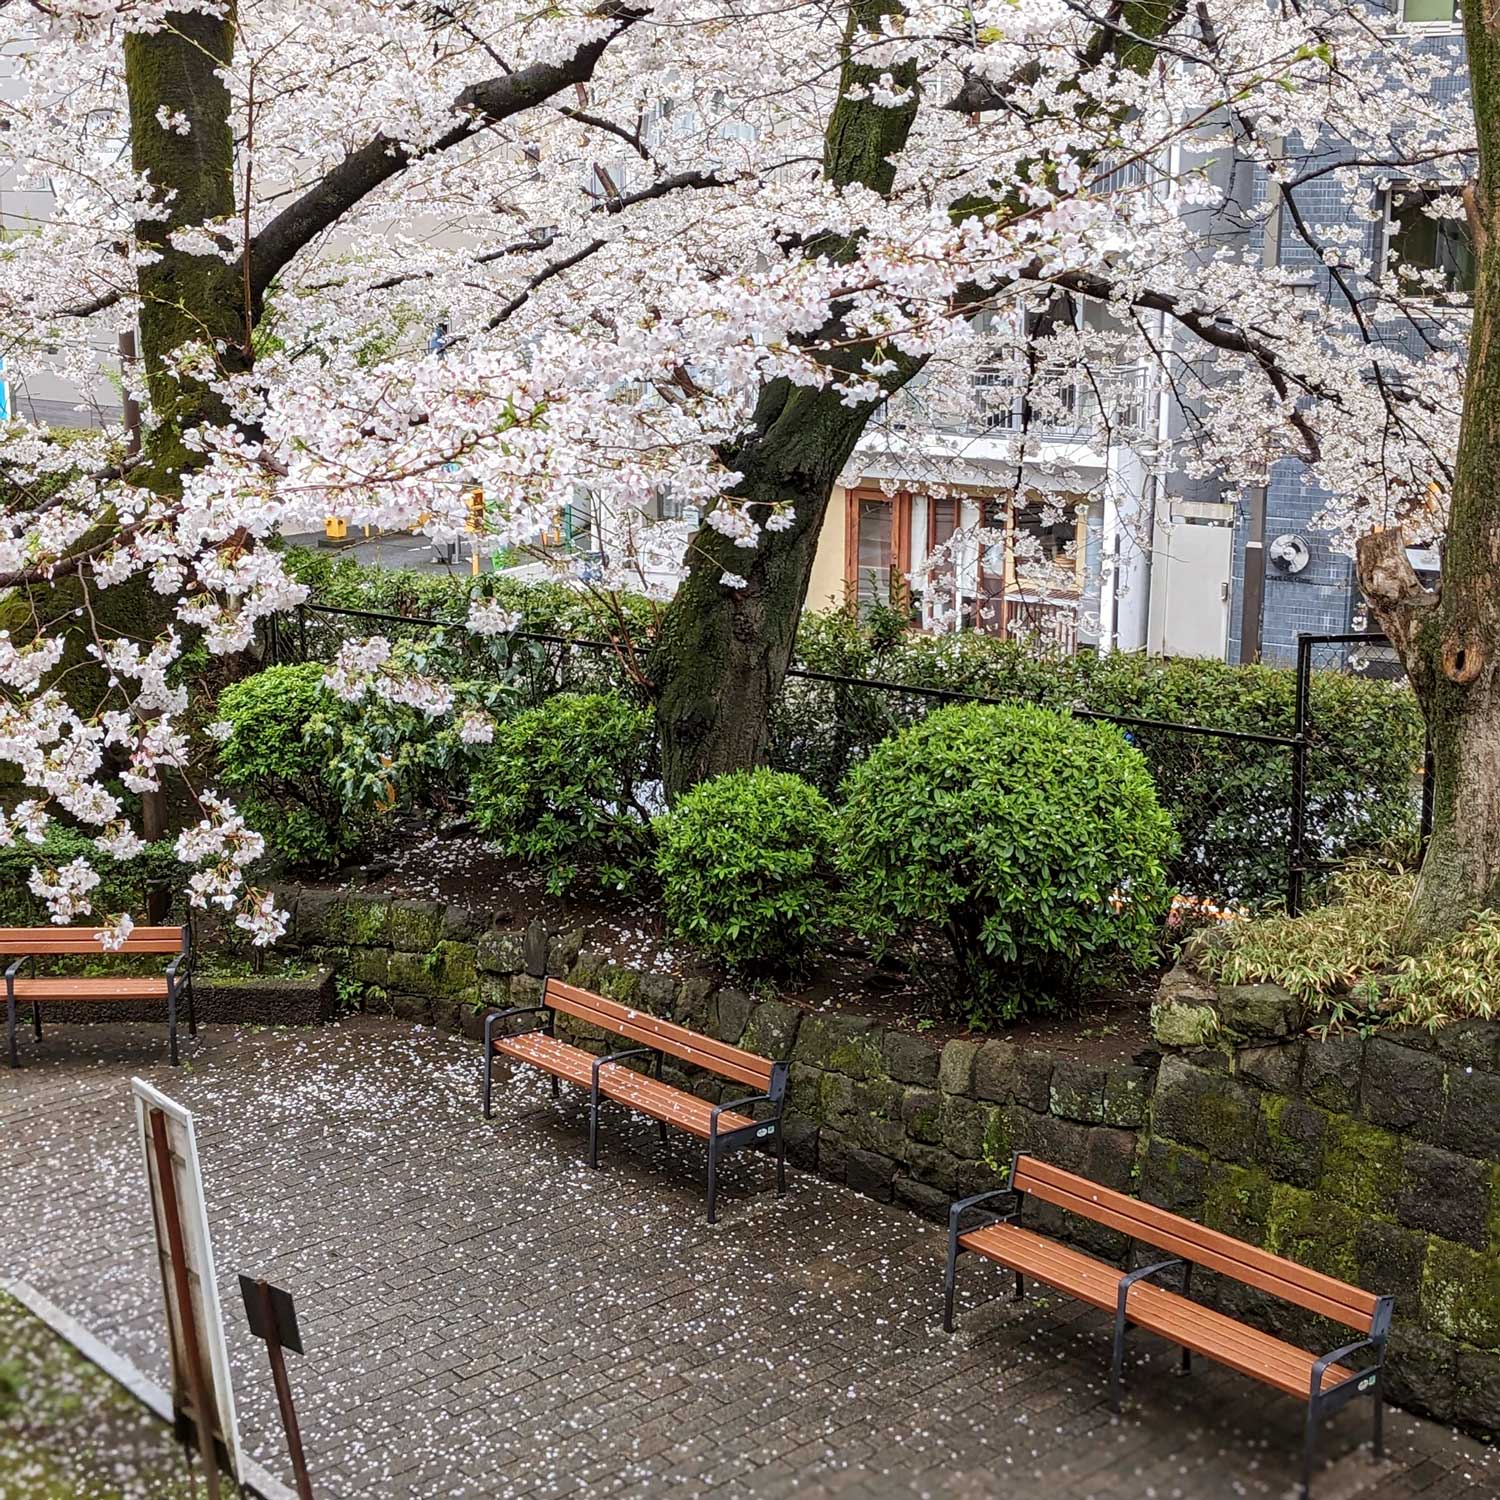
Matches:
[266,603,1428,914]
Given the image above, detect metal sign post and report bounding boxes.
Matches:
[239,1276,315,1500]
[131,1079,244,1493]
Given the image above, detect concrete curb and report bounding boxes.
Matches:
[1,1276,299,1500]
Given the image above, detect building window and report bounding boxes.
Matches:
[1399,0,1459,24]
[1386,186,1474,297]
[847,491,909,611]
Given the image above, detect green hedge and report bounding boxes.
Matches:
[0,829,185,927]
[775,611,1424,907]
[283,556,1424,908]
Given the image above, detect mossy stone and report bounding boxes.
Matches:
[1202,1162,1273,1241]
[742,1000,801,1061]
[351,946,389,987]
[1101,1065,1154,1127]
[1049,1060,1107,1123]
[1256,1093,1327,1188]
[938,1039,980,1095]
[1423,1237,1500,1348]
[389,899,444,952]
[794,1014,882,1078]
[940,1095,1003,1162]
[1217,981,1302,1040]
[1320,1113,1405,1216]
[339,896,392,947]
[883,1029,940,1088]
[902,1088,943,1145]
[1264,1182,1364,1284]
[1150,1054,1260,1160]
[1151,997,1220,1049]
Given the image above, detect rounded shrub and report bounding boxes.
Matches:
[656,769,836,974]
[470,691,656,892]
[837,701,1177,1020]
[215,663,373,871]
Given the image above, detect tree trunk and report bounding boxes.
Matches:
[1355,0,1500,944]
[651,375,909,794]
[124,6,245,484]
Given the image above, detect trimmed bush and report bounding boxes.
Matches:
[215,663,374,870]
[470,692,656,892]
[837,701,1177,1021]
[656,769,836,973]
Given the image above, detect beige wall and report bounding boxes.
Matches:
[804,484,849,613]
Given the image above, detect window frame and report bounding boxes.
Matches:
[1382,182,1476,302]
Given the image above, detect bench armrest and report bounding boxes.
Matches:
[482,1005,550,1049]
[1310,1335,1383,1398]
[165,953,185,983]
[4,958,25,983]
[710,1092,776,1137]
[592,1046,655,1089]
[947,1188,1019,1239]
[1116,1256,1186,1313]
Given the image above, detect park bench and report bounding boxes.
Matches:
[4,924,194,1068]
[482,979,789,1222]
[944,1153,1392,1498]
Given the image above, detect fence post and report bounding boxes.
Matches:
[1288,635,1312,916]
[298,602,308,661]
[1419,737,1435,857]
[267,613,280,667]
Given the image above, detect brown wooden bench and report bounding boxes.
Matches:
[4,924,194,1068]
[482,979,789,1222]
[944,1153,1392,1498]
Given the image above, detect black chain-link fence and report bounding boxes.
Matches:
[267,605,1428,914]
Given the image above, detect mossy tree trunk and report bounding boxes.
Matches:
[1355,0,1500,945]
[124,6,245,488]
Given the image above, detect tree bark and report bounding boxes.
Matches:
[1353,0,1500,944]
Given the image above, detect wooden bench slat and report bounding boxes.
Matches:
[0,924,184,955]
[494,1032,757,1138]
[12,978,170,1000]
[544,980,773,1089]
[960,1222,1354,1398]
[1014,1155,1378,1329]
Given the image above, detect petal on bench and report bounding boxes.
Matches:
[11,978,171,1001]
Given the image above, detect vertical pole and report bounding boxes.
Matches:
[122,329,170,924]
[255,1280,315,1500]
[149,1111,222,1500]
[1419,735,1435,857]
[1288,634,1312,916]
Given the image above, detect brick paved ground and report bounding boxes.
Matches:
[3,1020,1496,1500]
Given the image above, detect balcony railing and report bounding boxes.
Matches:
[880,362,1153,441]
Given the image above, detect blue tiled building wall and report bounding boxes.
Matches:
[1212,30,1467,664]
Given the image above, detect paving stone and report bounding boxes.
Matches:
[1,1020,1492,1500]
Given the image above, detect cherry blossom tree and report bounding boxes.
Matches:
[0,0,1482,942]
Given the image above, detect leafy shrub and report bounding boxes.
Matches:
[470,692,657,892]
[215,664,374,870]
[776,607,1424,906]
[1196,865,1500,1032]
[655,769,836,973]
[837,701,1177,1021]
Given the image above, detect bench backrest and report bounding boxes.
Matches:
[1012,1154,1381,1332]
[0,925,187,956]
[544,979,779,1092]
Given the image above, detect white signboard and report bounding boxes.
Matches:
[132,1077,244,1490]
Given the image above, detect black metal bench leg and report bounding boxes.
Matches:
[942,1239,960,1333]
[1014,1270,1025,1301]
[187,976,197,1038]
[707,1136,720,1224]
[1302,1401,1320,1499]
[1372,1373,1385,1461]
[482,1047,494,1119]
[168,987,179,1066]
[776,1130,787,1195]
[589,1094,601,1169]
[32,1002,41,1041]
[6,995,16,1068]
[1110,1307,1129,1414]
[550,1074,560,1099]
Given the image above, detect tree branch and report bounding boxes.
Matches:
[247,8,645,309]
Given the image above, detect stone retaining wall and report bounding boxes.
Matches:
[271,885,1500,1438]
